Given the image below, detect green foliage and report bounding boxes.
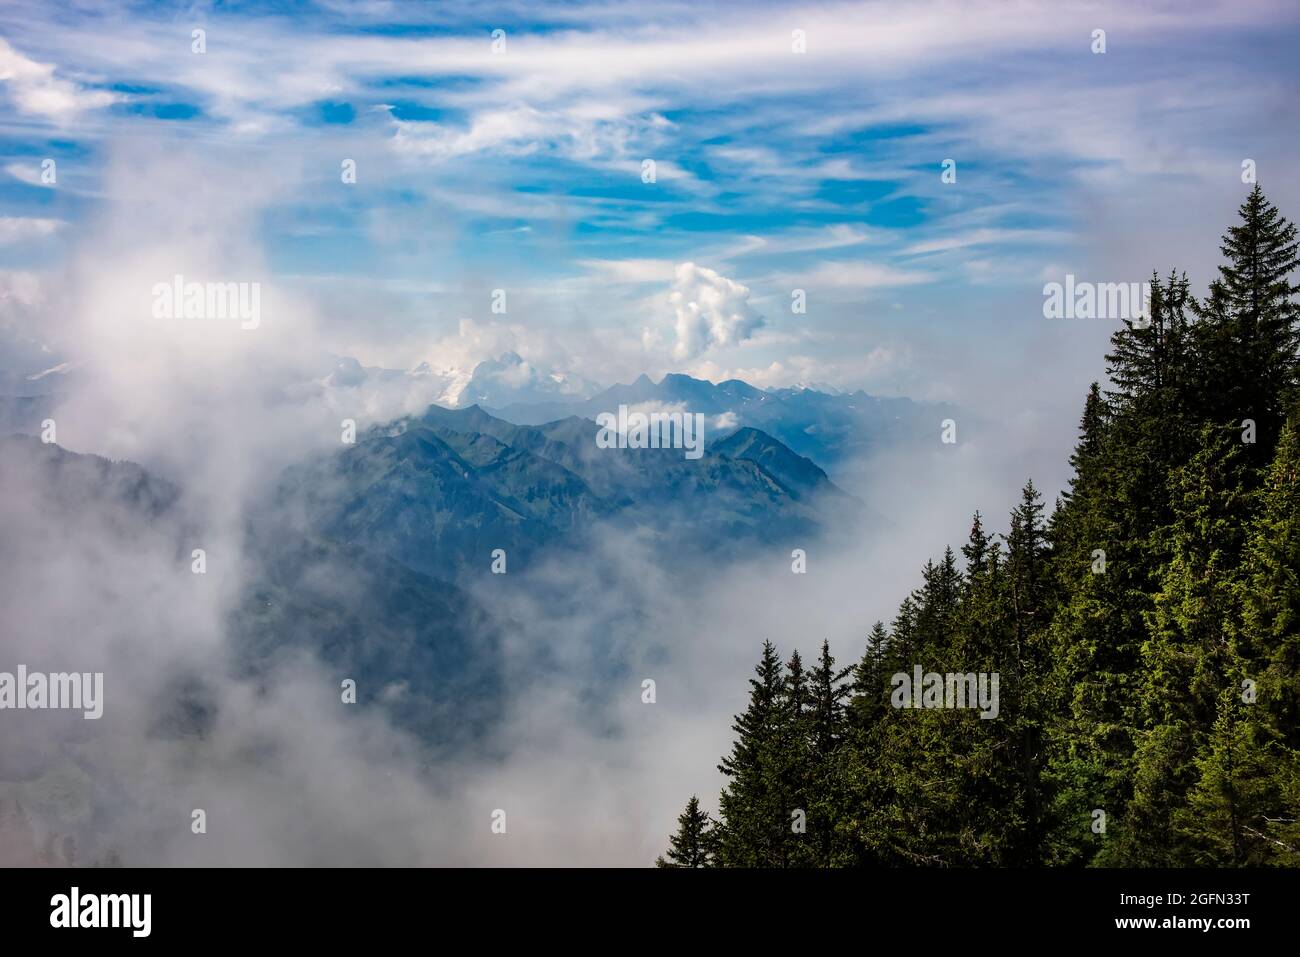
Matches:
[656,796,716,867]
[658,187,1300,868]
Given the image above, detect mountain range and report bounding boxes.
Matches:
[1,393,852,744]
[480,366,947,476]
[278,403,849,581]
[0,352,949,483]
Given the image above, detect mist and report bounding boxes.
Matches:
[0,128,1126,868]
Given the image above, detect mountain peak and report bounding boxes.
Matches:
[711,426,836,500]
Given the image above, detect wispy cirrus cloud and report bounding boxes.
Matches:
[0,36,117,121]
[0,0,1296,397]
[0,216,66,243]
[776,260,933,291]
[902,228,1069,257]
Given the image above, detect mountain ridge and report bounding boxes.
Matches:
[281,402,854,579]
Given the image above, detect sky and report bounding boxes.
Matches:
[2,0,1300,866]
[2,0,1298,408]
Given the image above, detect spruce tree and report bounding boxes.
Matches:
[1235,412,1300,860]
[1116,424,1255,864]
[961,510,996,579]
[775,650,812,866]
[666,187,1300,870]
[715,640,788,866]
[849,621,893,730]
[657,795,715,868]
[1177,688,1283,865]
[805,640,851,866]
[1192,185,1300,457]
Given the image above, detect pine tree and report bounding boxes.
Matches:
[715,640,789,866]
[1235,412,1300,860]
[1106,272,1194,415]
[805,640,851,866]
[1192,185,1300,458]
[1240,414,1300,738]
[666,187,1300,870]
[809,640,851,758]
[992,482,1055,862]
[1177,688,1284,865]
[961,510,996,579]
[1116,424,1255,864]
[657,796,715,868]
[1003,480,1051,664]
[774,650,813,866]
[849,622,893,730]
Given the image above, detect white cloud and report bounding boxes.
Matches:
[686,347,904,392]
[0,216,65,243]
[713,410,738,430]
[580,258,677,283]
[0,37,117,120]
[4,162,50,187]
[669,262,765,360]
[902,228,1067,256]
[783,260,932,290]
[725,224,881,258]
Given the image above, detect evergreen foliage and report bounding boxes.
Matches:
[660,187,1300,867]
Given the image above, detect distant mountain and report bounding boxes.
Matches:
[487,372,949,476]
[0,435,501,749]
[0,363,83,398]
[710,427,843,501]
[0,363,80,437]
[279,403,853,579]
[318,355,470,411]
[460,350,598,409]
[0,353,942,480]
[0,433,180,520]
[227,521,503,748]
[0,394,59,437]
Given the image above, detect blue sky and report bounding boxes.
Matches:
[1,0,1299,405]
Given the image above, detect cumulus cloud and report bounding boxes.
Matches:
[460,349,597,407]
[668,262,764,361]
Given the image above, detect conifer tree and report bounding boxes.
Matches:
[1192,185,1300,458]
[1234,412,1300,860]
[1240,414,1300,738]
[656,795,715,868]
[1003,480,1051,664]
[774,650,813,866]
[715,640,789,866]
[666,187,1300,870]
[805,640,851,866]
[849,621,893,730]
[961,510,996,579]
[1116,424,1255,864]
[1177,688,1283,865]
